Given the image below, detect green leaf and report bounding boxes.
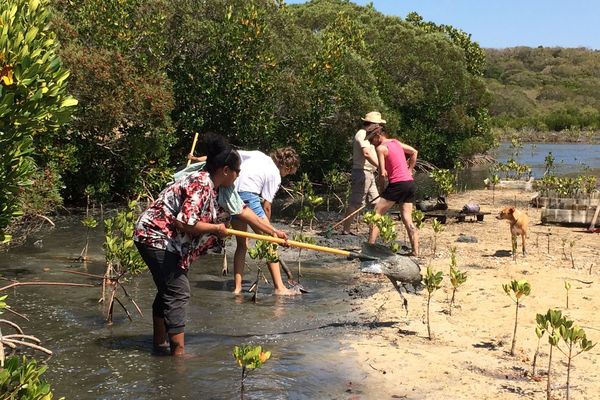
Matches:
[60,97,78,108]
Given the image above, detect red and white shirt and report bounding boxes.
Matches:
[134,171,229,269]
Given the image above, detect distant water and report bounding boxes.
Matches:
[415,142,600,197]
[493,142,600,178]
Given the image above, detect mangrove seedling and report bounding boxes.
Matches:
[532,313,547,378]
[78,188,98,262]
[292,233,315,281]
[490,173,500,205]
[431,218,444,257]
[291,174,322,276]
[561,238,568,261]
[422,266,443,340]
[448,247,467,315]
[564,280,571,309]
[79,216,98,262]
[102,200,146,323]
[544,152,555,176]
[412,209,425,230]
[503,279,531,356]
[558,324,596,400]
[569,240,576,269]
[430,168,456,197]
[233,344,271,398]
[248,240,279,301]
[537,309,567,400]
[323,168,349,212]
[364,211,401,253]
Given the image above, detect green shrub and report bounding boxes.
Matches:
[0,356,60,400]
[0,0,77,242]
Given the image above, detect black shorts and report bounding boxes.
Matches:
[381,181,416,204]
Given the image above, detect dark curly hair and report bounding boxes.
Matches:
[270,147,300,173]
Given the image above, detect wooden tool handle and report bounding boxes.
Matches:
[331,195,380,230]
[225,228,351,257]
[186,132,199,167]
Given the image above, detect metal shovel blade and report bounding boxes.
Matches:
[359,243,422,285]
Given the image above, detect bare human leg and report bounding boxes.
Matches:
[153,315,169,354]
[168,332,185,356]
[231,219,248,294]
[400,202,419,257]
[268,261,300,295]
[341,203,360,233]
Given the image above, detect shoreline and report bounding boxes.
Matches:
[330,187,599,399]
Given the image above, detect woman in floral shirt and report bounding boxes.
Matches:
[134,134,286,356]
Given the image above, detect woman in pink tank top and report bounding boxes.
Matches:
[365,125,420,257]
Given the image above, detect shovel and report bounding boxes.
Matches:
[226,229,421,284]
[225,228,378,261]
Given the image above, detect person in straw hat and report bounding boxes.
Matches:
[341,111,386,235]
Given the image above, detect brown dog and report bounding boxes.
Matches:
[496,207,529,256]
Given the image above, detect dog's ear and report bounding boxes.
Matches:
[508,207,515,214]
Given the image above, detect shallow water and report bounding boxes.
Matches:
[2,219,388,399]
[493,142,600,178]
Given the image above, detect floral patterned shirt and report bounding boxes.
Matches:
[133,171,229,269]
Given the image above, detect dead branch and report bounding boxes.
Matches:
[62,270,106,279]
[0,281,95,292]
[0,319,23,334]
[114,298,133,322]
[2,334,41,343]
[2,339,52,355]
[4,307,29,321]
[120,285,143,317]
[32,214,55,227]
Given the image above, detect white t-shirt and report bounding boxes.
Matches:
[352,129,377,172]
[234,150,282,203]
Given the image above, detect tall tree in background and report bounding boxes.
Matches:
[52,0,176,203]
[168,0,280,155]
[0,0,77,242]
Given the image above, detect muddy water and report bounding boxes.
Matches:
[1,218,387,399]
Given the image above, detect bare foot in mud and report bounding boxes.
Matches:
[274,286,303,296]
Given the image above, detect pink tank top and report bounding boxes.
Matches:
[383,139,413,183]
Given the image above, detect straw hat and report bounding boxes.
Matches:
[361,111,386,124]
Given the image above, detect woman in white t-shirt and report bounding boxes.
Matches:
[232,147,300,295]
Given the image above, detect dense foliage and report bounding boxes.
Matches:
[0,0,77,242]
[51,0,176,204]
[485,47,600,134]
[55,0,490,203]
[2,0,493,235]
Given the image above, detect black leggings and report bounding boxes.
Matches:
[135,242,190,334]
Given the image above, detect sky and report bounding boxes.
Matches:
[285,0,599,50]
